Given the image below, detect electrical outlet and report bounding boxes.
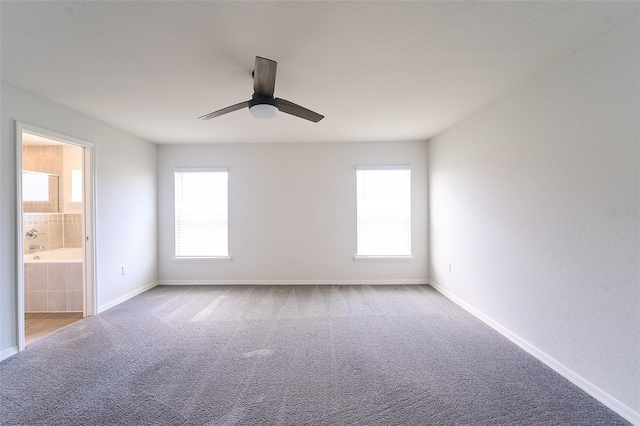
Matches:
[448,264,452,273]
[122,265,128,275]
[291,255,298,263]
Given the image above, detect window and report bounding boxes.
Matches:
[22,171,50,201]
[71,169,83,202]
[174,169,229,259]
[356,166,411,258]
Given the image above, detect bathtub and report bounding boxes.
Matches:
[24,248,84,313]
[24,248,82,263]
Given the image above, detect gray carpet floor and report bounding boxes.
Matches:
[0,285,630,425]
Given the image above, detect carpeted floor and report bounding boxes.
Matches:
[0,285,630,425]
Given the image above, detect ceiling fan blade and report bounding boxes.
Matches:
[253,57,277,97]
[197,101,249,120]
[276,98,324,123]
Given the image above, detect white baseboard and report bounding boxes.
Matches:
[428,280,640,426]
[158,279,429,286]
[0,346,19,362]
[98,281,158,313]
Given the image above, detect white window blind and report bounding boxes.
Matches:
[356,167,411,256]
[174,169,228,258]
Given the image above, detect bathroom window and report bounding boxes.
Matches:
[355,166,412,259]
[71,169,82,202]
[22,172,50,201]
[174,169,229,259]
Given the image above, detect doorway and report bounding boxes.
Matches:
[15,123,96,350]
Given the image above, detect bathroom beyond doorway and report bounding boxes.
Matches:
[16,122,97,352]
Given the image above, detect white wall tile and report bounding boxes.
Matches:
[28,291,47,312]
[28,264,47,291]
[66,263,83,291]
[47,290,66,311]
[47,263,66,291]
[66,291,83,312]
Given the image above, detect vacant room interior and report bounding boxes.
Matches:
[0,1,638,425]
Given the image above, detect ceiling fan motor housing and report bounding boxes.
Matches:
[249,94,279,119]
[249,94,278,109]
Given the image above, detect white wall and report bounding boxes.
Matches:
[158,141,428,283]
[0,84,158,357]
[428,17,639,419]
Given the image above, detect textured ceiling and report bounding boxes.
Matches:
[2,1,638,144]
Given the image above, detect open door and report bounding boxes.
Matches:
[15,122,97,351]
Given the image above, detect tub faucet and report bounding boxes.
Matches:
[26,229,42,239]
[29,244,44,250]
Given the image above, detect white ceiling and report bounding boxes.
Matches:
[2,1,638,144]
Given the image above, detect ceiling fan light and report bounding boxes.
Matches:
[249,103,278,119]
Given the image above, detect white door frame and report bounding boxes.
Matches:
[15,121,97,351]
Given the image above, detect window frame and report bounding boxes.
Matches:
[172,167,231,263]
[354,165,413,262]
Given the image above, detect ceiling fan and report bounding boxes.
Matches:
[198,56,324,123]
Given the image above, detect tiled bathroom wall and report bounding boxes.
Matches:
[23,145,63,174]
[23,213,83,254]
[24,262,83,312]
[63,214,83,248]
[23,213,64,254]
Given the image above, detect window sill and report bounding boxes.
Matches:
[353,256,414,263]
[172,256,232,263]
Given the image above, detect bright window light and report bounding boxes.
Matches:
[71,169,82,202]
[23,172,49,201]
[174,169,228,258]
[356,167,411,256]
